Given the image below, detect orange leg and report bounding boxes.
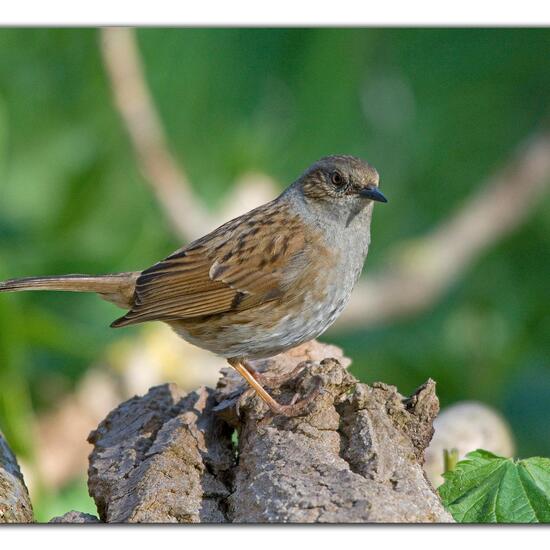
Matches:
[228,358,321,417]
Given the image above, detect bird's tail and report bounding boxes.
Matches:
[0,272,140,308]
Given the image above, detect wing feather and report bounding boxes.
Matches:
[112,203,309,327]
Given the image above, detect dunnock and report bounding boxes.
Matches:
[0,156,387,416]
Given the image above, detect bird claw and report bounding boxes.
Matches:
[244,361,308,389]
[289,392,300,406]
[266,374,323,417]
[231,357,324,419]
[235,373,324,419]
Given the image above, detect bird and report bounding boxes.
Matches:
[0,155,387,416]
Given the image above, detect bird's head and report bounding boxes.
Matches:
[297,155,387,206]
[289,155,387,231]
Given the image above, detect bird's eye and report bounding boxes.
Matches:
[331,171,344,187]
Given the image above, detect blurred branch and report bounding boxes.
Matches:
[338,131,550,328]
[99,28,550,330]
[99,28,214,241]
[100,28,277,242]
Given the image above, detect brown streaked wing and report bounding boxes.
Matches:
[111,203,308,326]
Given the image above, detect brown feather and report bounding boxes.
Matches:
[111,200,309,327]
[0,273,139,308]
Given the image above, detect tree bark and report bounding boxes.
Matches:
[86,341,452,523]
[0,430,33,523]
[49,510,100,523]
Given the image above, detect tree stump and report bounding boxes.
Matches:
[86,341,452,523]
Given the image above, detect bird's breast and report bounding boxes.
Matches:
[169,235,364,359]
[169,211,370,359]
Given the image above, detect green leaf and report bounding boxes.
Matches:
[439,450,550,523]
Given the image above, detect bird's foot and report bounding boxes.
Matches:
[235,377,322,418]
[242,360,307,389]
[229,358,322,418]
[264,376,323,417]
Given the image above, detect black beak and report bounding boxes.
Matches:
[359,187,388,203]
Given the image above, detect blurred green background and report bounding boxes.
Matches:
[0,28,549,521]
